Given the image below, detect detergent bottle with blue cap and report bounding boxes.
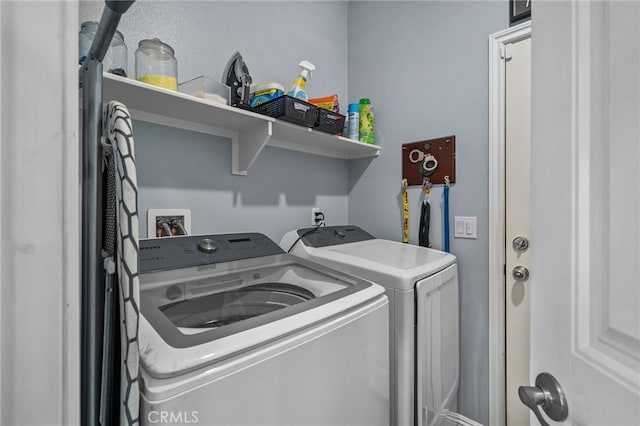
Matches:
[288,60,315,101]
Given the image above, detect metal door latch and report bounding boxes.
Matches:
[513,265,530,281]
[513,236,529,251]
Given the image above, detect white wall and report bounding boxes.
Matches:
[0,1,80,424]
[347,2,507,424]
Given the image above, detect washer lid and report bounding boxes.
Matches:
[310,239,456,290]
[138,252,387,378]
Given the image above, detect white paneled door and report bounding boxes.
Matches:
[528,1,640,424]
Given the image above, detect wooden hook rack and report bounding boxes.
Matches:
[401,135,456,186]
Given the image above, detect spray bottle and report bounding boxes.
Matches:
[288,60,316,101]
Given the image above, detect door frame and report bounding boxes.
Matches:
[0,1,80,423]
[487,20,531,426]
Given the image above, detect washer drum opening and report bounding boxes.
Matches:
[160,283,316,329]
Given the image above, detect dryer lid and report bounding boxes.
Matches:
[311,239,456,289]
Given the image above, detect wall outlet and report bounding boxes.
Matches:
[148,209,191,238]
[311,208,325,226]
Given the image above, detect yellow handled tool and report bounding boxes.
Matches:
[401,179,409,243]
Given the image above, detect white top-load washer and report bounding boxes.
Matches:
[138,232,389,426]
[282,225,459,426]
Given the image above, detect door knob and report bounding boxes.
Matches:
[513,265,530,281]
[518,372,568,426]
[513,236,529,251]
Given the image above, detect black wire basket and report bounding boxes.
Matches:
[315,108,346,135]
[253,95,318,128]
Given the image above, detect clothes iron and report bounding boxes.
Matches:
[222,51,253,110]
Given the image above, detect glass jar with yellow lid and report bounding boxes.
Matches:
[135,38,177,90]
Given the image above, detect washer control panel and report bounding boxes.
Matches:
[297,225,375,248]
[140,233,284,273]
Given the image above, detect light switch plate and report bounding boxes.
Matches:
[454,216,477,239]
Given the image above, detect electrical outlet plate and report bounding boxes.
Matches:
[148,209,191,238]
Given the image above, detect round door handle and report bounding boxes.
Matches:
[513,265,530,281]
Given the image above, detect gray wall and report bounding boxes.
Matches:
[133,122,349,242]
[80,1,349,100]
[80,1,508,423]
[347,2,507,424]
[79,1,351,241]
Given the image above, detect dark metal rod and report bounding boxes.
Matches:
[81,57,105,426]
[105,0,136,15]
[88,2,132,63]
[88,8,120,62]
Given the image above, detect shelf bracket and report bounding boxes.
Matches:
[232,122,272,175]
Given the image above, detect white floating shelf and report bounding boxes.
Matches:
[102,73,380,175]
[270,121,381,160]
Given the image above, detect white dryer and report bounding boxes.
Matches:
[138,232,389,426]
[282,225,459,426]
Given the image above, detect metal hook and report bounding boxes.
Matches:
[422,177,432,195]
[444,175,451,187]
[401,178,408,192]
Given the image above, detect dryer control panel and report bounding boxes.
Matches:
[139,233,284,273]
[297,225,375,248]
